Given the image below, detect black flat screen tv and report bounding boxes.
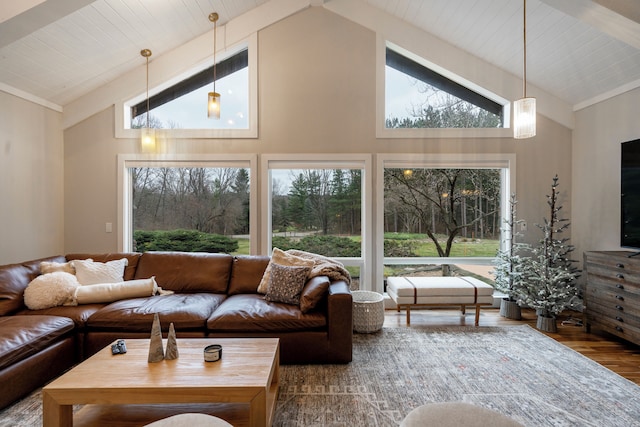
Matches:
[621,138,640,251]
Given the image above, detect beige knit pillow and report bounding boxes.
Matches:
[71,258,128,285]
[257,248,315,294]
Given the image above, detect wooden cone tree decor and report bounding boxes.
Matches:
[513,175,581,332]
[148,313,164,363]
[165,322,179,360]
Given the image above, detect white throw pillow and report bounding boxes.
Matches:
[24,272,80,310]
[257,248,315,294]
[72,258,128,285]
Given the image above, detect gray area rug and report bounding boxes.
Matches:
[275,325,640,426]
[1,325,638,426]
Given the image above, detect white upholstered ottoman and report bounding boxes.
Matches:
[387,276,494,326]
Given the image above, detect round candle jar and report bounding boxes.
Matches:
[204,344,222,362]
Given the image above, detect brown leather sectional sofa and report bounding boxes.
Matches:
[0,251,353,409]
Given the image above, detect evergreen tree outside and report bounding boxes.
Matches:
[386,85,502,129]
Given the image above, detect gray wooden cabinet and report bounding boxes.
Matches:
[584,251,640,345]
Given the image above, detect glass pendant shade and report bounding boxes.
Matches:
[207,91,221,119]
[140,127,156,153]
[513,97,536,139]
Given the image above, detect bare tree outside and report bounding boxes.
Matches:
[131,167,249,253]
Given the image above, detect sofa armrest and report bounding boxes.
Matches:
[327,280,352,363]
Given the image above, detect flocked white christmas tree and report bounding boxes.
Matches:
[491,193,531,319]
[513,175,581,321]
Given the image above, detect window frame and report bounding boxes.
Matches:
[115,34,258,140]
[377,38,512,139]
[375,153,516,293]
[117,153,258,253]
[261,154,373,291]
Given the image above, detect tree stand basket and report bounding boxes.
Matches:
[536,315,557,333]
[499,298,522,320]
[352,290,385,333]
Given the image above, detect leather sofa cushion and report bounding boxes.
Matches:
[134,252,233,293]
[228,256,270,295]
[66,253,142,281]
[207,294,327,332]
[0,256,66,316]
[0,315,74,370]
[17,304,106,328]
[87,293,227,331]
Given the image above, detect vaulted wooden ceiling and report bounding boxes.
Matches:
[1,0,638,112]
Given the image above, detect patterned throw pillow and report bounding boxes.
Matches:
[257,248,315,294]
[264,263,312,306]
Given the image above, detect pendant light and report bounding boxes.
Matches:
[207,12,221,119]
[140,48,156,152]
[513,0,536,139]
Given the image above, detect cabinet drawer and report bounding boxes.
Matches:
[586,299,640,327]
[585,312,640,343]
[585,284,640,315]
[586,263,640,294]
[585,251,640,273]
[585,273,640,298]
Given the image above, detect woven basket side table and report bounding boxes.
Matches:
[352,290,384,333]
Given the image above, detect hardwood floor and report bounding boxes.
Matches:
[384,307,640,385]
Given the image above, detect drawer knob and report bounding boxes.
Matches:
[616,316,624,322]
[615,305,624,311]
[616,283,625,289]
[616,274,624,279]
[615,326,624,333]
[616,295,625,301]
[616,263,625,269]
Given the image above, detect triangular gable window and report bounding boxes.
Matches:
[128,49,249,131]
[385,47,505,129]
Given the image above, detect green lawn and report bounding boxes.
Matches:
[385,232,498,257]
[233,238,250,255]
[233,234,499,257]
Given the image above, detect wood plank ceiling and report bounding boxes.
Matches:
[0,0,639,110]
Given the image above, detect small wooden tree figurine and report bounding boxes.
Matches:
[492,193,529,319]
[513,175,580,332]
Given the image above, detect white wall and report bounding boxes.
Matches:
[0,91,64,264]
[572,87,640,262]
[63,7,573,256]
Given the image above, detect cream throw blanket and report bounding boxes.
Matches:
[286,249,351,285]
[74,277,163,305]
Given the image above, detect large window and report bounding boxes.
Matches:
[262,155,372,290]
[118,155,257,254]
[376,154,515,292]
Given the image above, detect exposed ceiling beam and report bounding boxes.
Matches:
[593,0,640,24]
[0,0,97,48]
[0,0,46,23]
[541,0,640,49]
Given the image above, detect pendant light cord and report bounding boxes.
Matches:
[213,17,217,94]
[146,54,150,129]
[523,0,527,98]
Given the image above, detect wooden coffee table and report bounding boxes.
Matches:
[42,338,279,427]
